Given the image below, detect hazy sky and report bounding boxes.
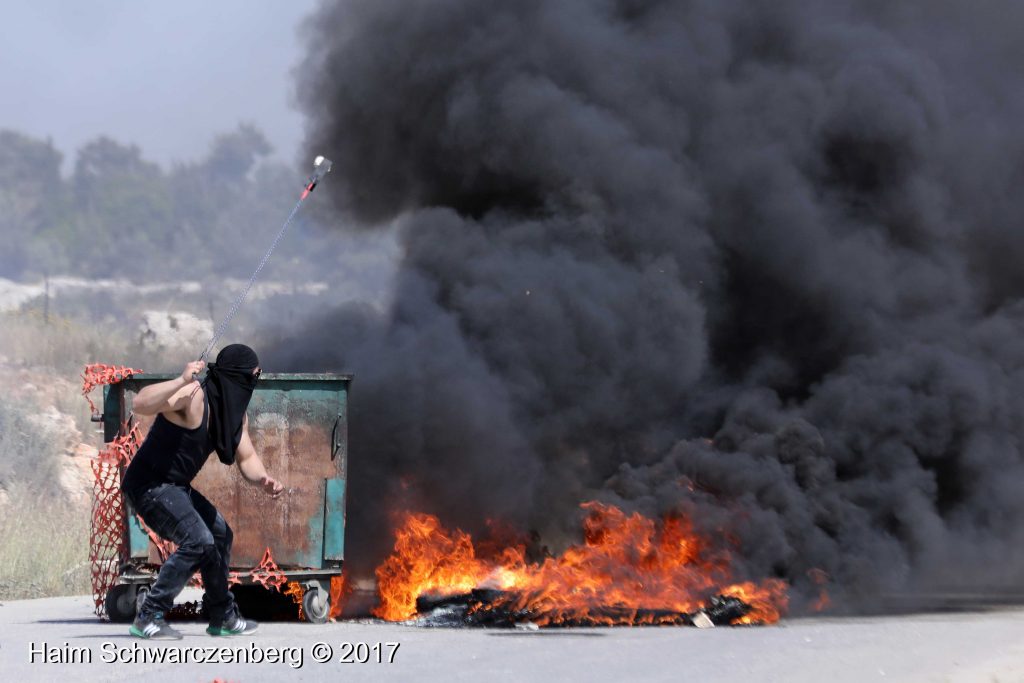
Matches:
[0,0,321,169]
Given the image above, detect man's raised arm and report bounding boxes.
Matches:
[132,360,205,416]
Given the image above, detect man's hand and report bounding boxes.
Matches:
[260,475,284,498]
[181,360,206,384]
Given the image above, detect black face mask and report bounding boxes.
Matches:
[203,344,259,465]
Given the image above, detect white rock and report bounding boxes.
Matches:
[138,310,213,353]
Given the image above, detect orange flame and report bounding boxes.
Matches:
[373,502,788,626]
[329,574,351,620]
[807,567,831,612]
[283,581,305,620]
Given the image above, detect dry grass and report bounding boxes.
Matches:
[0,486,91,600]
[0,311,133,600]
[0,308,172,435]
[0,309,137,375]
[0,395,61,494]
[0,396,89,600]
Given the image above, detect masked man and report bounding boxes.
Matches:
[120,344,284,640]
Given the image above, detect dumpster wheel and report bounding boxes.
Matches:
[303,583,331,624]
[105,584,138,623]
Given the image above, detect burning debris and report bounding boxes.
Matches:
[372,502,788,628]
[412,589,752,628]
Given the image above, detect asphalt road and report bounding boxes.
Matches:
[1,594,1023,682]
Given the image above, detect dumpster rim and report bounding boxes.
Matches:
[126,372,353,381]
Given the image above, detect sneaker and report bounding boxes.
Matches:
[129,611,183,640]
[206,608,259,636]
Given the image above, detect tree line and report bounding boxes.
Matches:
[0,124,342,281]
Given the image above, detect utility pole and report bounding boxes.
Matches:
[43,271,50,325]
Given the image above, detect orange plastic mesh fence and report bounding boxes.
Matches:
[82,363,140,417]
[83,364,142,618]
[250,547,288,591]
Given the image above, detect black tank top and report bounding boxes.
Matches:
[122,392,212,499]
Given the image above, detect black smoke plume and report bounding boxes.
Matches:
[277,0,1024,610]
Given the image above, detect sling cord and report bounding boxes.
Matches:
[199,157,331,362]
[199,196,304,362]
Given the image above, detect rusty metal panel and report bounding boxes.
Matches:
[117,373,350,571]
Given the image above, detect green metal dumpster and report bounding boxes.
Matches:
[101,373,351,623]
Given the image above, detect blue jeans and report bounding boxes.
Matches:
[128,483,236,624]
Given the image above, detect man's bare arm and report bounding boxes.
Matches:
[133,361,205,416]
[235,414,284,497]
